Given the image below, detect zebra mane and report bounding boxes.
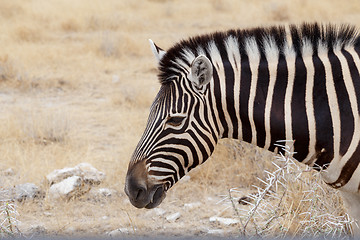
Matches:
[158,23,360,85]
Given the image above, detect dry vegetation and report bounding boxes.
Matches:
[0,0,360,238]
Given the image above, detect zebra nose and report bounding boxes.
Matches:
[124,178,149,208]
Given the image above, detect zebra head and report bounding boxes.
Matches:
[125,40,217,209]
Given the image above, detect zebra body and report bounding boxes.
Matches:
[125,24,360,225]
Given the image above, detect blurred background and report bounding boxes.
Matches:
[0,0,359,237]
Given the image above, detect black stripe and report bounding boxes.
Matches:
[253,54,269,148]
[239,52,252,143]
[313,54,334,169]
[328,50,354,156]
[183,93,189,113]
[212,68,229,137]
[176,82,184,113]
[291,55,309,161]
[149,160,178,182]
[269,54,287,152]
[215,39,238,139]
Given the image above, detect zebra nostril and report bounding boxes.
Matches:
[134,186,146,201]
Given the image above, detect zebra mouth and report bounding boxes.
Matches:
[145,184,166,209]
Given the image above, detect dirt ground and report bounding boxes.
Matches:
[0,0,359,238]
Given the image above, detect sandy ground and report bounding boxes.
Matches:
[0,0,359,238]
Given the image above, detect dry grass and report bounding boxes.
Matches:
[0,0,359,237]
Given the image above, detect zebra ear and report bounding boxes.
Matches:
[149,39,166,63]
[189,55,213,89]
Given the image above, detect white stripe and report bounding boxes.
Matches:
[263,37,279,150]
[208,40,234,137]
[317,42,341,181]
[224,36,242,139]
[283,43,296,143]
[302,39,317,165]
[245,37,261,145]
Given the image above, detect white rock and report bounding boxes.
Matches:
[184,201,201,210]
[46,167,79,185]
[75,162,105,185]
[108,228,129,237]
[49,176,86,199]
[209,216,240,226]
[46,162,105,185]
[166,212,181,222]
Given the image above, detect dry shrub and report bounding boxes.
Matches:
[0,202,20,238]
[225,142,351,238]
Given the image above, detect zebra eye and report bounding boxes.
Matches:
[166,116,185,127]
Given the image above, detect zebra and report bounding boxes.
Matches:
[124,23,360,227]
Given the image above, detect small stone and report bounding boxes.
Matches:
[184,201,201,210]
[209,216,240,226]
[108,228,129,237]
[208,229,225,235]
[98,188,115,197]
[166,212,181,222]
